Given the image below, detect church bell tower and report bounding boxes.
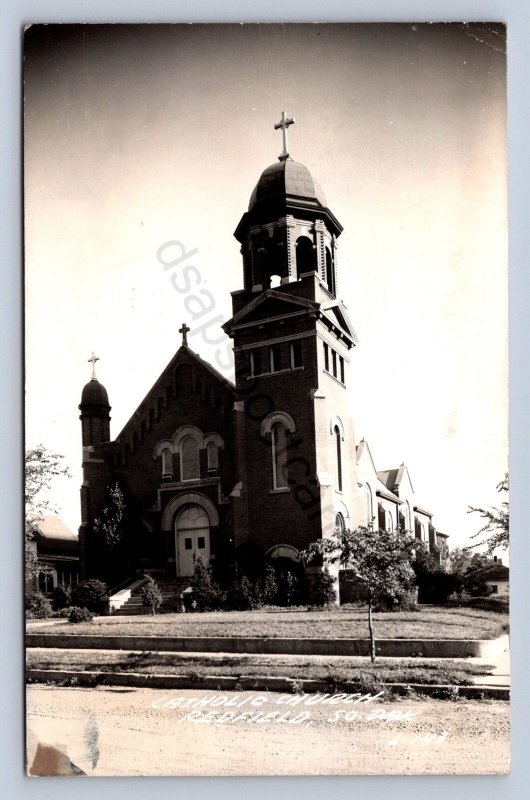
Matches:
[224,114,358,568]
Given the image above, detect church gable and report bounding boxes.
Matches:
[321,301,356,340]
[113,346,235,465]
[226,289,318,331]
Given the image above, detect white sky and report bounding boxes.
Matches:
[24,23,508,550]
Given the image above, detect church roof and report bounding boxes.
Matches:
[31,514,78,541]
[115,344,234,444]
[377,468,400,492]
[248,158,327,211]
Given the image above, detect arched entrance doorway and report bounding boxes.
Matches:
[175,505,210,577]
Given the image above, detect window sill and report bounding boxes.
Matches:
[248,366,304,380]
[323,369,345,387]
[159,477,220,490]
[269,487,290,494]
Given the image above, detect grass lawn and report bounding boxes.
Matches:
[31,605,508,640]
[26,649,495,686]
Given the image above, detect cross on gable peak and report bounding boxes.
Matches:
[179,322,191,346]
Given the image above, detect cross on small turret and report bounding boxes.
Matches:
[179,322,191,347]
[88,351,99,380]
[274,111,295,161]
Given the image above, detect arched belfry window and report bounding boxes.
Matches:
[326,247,335,295]
[296,236,315,278]
[181,435,200,481]
[334,425,343,492]
[272,422,288,490]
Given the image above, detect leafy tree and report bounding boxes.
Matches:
[93,483,127,551]
[302,526,417,662]
[25,445,71,584]
[140,576,163,615]
[468,474,509,555]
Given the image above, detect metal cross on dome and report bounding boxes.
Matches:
[274,111,295,160]
[179,322,190,346]
[88,351,99,380]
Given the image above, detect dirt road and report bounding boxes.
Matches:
[26,685,510,777]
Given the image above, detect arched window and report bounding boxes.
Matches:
[334,425,342,492]
[335,512,346,534]
[271,422,288,490]
[270,274,282,288]
[181,435,200,481]
[325,247,335,294]
[207,441,219,476]
[295,236,315,278]
[161,449,173,479]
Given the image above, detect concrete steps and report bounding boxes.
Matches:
[112,577,192,616]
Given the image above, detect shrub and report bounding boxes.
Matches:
[72,579,108,613]
[275,568,302,607]
[50,584,72,610]
[415,570,460,604]
[140,576,163,615]
[306,568,337,606]
[190,556,224,611]
[226,575,260,610]
[68,606,94,623]
[259,563,278,604]
[25,592,53,619]
[52,606,73,618]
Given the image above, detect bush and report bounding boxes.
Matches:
[140,576,163,615]
[190,557,224,611]
[226,575,260,610]
[68,606,94,623]
[275,567,302,607]
[50,584,72,610]
[415,570,460,604]
[258,563,278,604]
[52,606,73,618]
[306,568,337,606]
[25,592,53,619]
[72,579,108,613]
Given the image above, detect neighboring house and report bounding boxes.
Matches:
[78,123,449,593]
[474,560,509,596]
[29,515,80,594]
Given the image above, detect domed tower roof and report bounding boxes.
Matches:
[248,158,327,211]
[79,353,111,423]
[80,378,110,408]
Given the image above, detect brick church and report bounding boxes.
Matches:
[79,115,448,597]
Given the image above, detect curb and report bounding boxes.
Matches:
[26,633,509,659]
[25,668,510,700]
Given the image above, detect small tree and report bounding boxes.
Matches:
[468,474,509,555]
[25,445,71,586]
[302,526,416,662]
[93,483,127,551]
[72,579,108,614]
[190,556,223,611]
[259,563,278,604]
[140,576,163,615]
